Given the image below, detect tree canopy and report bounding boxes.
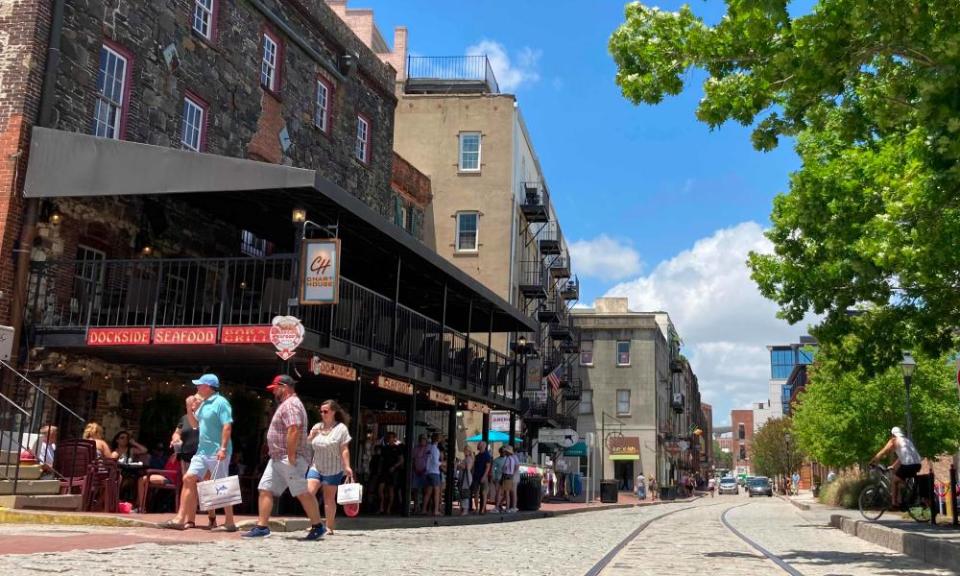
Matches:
[791,350,960,468]
[752,417,802,478]
[610,1,960,373]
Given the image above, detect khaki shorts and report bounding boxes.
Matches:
[258,458,309,497]
[500,477,515,491]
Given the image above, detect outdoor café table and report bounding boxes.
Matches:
[117,461,147,502]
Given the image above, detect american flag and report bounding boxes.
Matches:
[545,363,563,394]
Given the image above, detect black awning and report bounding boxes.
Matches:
[24,127,534,333]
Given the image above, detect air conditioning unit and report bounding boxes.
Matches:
[671,392,684,413]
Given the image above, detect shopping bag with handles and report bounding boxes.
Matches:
[197,461,242,511]
[336,482,363,505]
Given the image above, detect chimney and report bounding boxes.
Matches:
[393,26,408,80]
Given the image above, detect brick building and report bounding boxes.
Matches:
[731,409,754,476]
[0,0,533,514]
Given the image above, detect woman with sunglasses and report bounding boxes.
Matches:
[307,399,353,534]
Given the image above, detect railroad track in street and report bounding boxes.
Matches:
[584,499,806,576]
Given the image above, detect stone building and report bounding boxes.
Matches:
[0,0,532,514]
[571,298,704,494]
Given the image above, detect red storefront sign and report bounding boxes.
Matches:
[221,326,272,344]
[86,328,151,346]
[153,327,218,345]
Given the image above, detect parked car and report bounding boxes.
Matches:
[748,476,774,497]
[718,477,739,495]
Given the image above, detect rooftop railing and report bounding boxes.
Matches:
[406,55,500,94]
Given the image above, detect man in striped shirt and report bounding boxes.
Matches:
[243,375,325,540]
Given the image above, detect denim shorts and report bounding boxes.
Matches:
[425,473,442,487]
[307,468,345,486]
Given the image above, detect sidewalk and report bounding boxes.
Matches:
[782,490,960,573]
[0,492,688,533]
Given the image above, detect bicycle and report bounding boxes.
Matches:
[858,464,931,522]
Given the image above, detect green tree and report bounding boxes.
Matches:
[713,440,733,469]
[791,350,960,468]
[752,417,801,479]
[610,1,960,373]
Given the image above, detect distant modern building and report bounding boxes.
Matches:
[731,409,754,476]
[572,298,704,493]
[767,336,817,417]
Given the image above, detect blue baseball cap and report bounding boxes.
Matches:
[192,373,220,388]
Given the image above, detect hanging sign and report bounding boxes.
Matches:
[429,389,456,406]
[153,327,218,345]
[300,239,340,305]
[270,316,304,361]
[308,356,357,381]
[376,375,413,396]
[608,436,641,461]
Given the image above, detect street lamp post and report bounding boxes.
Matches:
[902,352,917,438]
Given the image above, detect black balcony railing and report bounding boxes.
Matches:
[518,260,548,299]
[27,256,515,402]
[406,55,499,94]
[560,275,579,301]
[548,254,571,279]
[520,182,550,223]
[538,222,562,256]
[522,395,559,422]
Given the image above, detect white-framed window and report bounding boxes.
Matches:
[616,389,631,416]
[240,230,271,257]
[578,390,593,415]
[580,340,594,366]
[73,245,106,311]
[355,114,370,163]
[261,32,279,91]
[315,78,332,132]
[93,45,128,139]
[617,340,631,366]
[458,132,481,171]
[181,96,205,152]
[456,212,479,252]
[192,0,215,40]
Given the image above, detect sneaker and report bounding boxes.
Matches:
[305,523,327,541]
[508,508,518,513]
[241,525,271,538]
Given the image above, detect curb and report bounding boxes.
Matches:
[830,514,960,573]
[0,497,698,533]
[0,508,157,529]
[777,495,811,511]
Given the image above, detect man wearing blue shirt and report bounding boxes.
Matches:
[162,373,236,531]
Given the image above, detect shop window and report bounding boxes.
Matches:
[93,43,131,140]
[355,114,370,163]
[240,229,272,257]
[617,340,630,366]
[580,340,594,366]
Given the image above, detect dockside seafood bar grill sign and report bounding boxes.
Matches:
[300,239,340,305]
[88,325,276,346]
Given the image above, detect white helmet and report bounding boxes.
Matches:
[891,426,904,437]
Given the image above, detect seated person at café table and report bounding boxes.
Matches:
[137,451,180,512]
[112,430,148,501]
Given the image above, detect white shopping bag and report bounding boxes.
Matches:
[336,482,363,505]
[197,464,242,511]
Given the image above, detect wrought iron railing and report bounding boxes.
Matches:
[406,55,499,93]
[27,257,515,402]
[518,260,548,291]
[520,181,550,214]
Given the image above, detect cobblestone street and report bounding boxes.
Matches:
[0,496,954,575]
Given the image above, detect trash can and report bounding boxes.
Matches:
[600,480,619,503]
[518,473,543,511]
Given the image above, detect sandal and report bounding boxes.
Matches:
[159,520,186,530]
[183,521,196,530]
[211,524,238,533]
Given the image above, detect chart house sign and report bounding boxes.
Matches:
[300,239,341,305]
[608,436,641,461]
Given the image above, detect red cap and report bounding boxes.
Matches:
[267,374,296,391]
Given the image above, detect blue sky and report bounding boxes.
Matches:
[362,1,817,426]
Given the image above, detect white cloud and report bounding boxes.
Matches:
[466,40,540,92]
[604,221,818,426]
[569,235,643,281]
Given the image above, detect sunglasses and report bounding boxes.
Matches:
[320,409,331,414]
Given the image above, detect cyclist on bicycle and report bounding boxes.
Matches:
[870,426,921,508]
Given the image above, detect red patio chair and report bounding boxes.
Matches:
[139,466,182,514]
[53,439,96,510]
[88,458,121,513]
